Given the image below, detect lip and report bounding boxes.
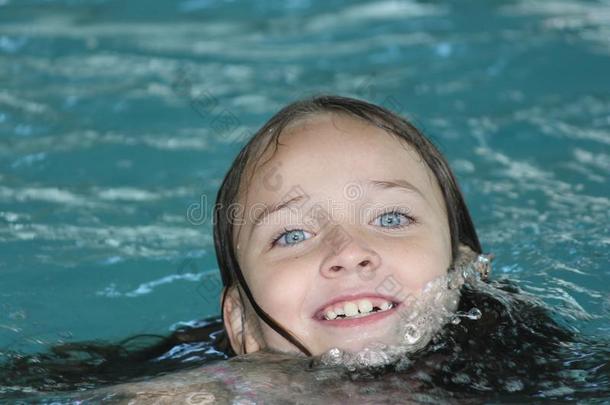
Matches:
[317,303,400,328]
[312,293,401,327]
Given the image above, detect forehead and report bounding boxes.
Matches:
[244,113,441,205]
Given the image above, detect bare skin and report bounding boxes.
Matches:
[223,113,465,356]
[74,352,469,404]
[61,115,486,403]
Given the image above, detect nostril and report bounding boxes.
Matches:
[359,260,370,267]
[330,265,342,272]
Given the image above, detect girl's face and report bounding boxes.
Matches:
[227,113,453,356]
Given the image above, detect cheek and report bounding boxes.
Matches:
[385,235,451,291]
[243,257,314,323]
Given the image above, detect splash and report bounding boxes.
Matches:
[317,253,491,370]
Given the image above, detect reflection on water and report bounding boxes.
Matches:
[0,0,609,402]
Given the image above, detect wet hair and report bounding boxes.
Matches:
[4,280,606,400]
[0,319,228,394]
[213,94,481,356]
[2,96,606,401]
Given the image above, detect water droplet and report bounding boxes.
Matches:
[466,308,482,320]
[504,378,524,392]
[404,324,421,344]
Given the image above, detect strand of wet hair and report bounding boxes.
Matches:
[227,262,313,357]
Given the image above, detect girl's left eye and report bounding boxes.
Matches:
[271,229,313,248]
[372,211,414,228]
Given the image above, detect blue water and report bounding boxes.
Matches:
[1,0,609,400]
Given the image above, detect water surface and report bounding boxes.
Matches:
[0,0,609,402]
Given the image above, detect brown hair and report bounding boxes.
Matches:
[213,94,481,356]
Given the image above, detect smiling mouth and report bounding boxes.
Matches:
[325,302,395,320]
[315,297,399,322]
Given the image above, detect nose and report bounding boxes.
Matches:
[319,231,381,280]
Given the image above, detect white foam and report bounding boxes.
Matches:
[307,1,445,31]
[96,269,218,298]
[320,271,477,370]
[318,255,485,370]
[97,187,160,202]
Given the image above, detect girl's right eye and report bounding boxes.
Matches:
[271,228,313,248]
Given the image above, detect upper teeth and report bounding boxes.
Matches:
[323,299,393,320]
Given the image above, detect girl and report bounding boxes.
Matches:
[213,94,487,359]
[3,96,605,402]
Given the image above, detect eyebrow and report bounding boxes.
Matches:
[368,178,424,197]
[250,178,424,232]
[251,194,308,229]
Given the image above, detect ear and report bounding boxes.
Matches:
[222,286,263,355]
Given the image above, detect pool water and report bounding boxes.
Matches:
[0,0,609,402]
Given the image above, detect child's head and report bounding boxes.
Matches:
[213,95,481,357]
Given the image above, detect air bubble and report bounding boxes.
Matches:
[466,308,482,320]
[403,324,421,344]
[318,261,466,370]
[453,307,482,321]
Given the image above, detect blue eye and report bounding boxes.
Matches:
[374,211,413,228]
[272,229,312,247]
